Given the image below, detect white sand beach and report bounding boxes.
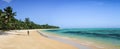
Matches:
[0,30,77,49]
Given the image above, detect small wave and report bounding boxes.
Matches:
[46,29,120,40]
[63,31,120,40]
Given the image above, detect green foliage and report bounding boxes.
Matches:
[0,6,59,30]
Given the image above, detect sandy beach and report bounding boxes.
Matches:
[0,30,77,49]
[1,29,118,49]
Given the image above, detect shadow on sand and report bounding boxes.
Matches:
[0,31,9,35]
[13,34,26,36]
[0,30,26,36]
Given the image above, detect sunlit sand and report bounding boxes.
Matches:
[0,30,77,49]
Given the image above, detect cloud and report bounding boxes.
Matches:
[2,0,12,3]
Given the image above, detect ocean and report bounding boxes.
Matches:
[43,28,120,49]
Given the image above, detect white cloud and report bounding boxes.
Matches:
[2,0,12,3]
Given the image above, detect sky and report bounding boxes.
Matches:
[0,0,120,28]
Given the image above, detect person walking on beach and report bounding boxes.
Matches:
[27,30,29,36]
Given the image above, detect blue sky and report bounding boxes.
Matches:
[0,0,120,28]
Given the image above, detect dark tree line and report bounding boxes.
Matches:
[0,6,59,30]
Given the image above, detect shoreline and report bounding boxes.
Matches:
[38,30,92,49]
[39,29,120,49]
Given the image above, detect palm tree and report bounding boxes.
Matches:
[0,9,3,29]
[0,9,8,30]
[25,18,31,29]
[4,6,16,29]
[4,6,16,22]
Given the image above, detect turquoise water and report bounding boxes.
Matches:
[44,28,120,47]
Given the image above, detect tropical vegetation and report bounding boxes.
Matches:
[0,6,59,30]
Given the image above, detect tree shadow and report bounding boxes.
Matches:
[0,31,26,36]
[0,31,10,35]
[13,34,26,36]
